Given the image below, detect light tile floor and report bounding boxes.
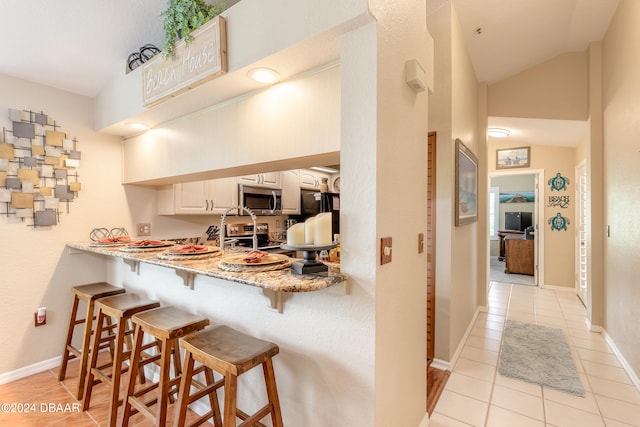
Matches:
[431,281,640,427]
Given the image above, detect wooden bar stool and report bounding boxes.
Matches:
[174,325,284,427]
[82,293,160,427]
[120,306,210,427]
[58,282,126,400]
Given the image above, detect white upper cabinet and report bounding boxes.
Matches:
[237,172,281,188]
[299,169,331,190]
[281,170,300,214]
[158,178,238,215]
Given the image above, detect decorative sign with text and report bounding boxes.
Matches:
[142,16,228,107]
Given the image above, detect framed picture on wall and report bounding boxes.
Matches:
[496,146,530,169]
[455,138,478,226]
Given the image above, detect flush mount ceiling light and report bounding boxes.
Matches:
[248,67,280,84]
[487,127,510,138]
[126,122,150,131]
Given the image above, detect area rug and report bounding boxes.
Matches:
[498,320,584,396]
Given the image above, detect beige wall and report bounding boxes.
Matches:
[428,3,481,362]
[601,0,640,378]
[0,75,125,374]
[488,52,589,121]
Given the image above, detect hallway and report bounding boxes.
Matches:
[431,282,640,426]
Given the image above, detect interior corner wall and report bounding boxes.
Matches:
[427,3,453,362]
[488,51,589,121]
[0,74,127,375]
[369,0,430,424]
[427,2,481,362]
[601,0,640,379]
[449,4,480,359]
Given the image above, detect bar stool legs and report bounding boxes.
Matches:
[120,306,210,427]
[81,293,160,427]
[174,325,284,427]
[58,282,125,400]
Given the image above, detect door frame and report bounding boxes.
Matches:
[575,160,588,305]
[488,169,545,287]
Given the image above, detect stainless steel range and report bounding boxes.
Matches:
[226,222,282,251]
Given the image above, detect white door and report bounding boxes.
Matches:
[576,161,588,305]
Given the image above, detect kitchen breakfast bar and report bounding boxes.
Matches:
[63,241,361,425]
[66,242,347,313]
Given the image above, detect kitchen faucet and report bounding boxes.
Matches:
[219,206,258,251]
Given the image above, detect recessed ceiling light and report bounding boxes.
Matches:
[126,122,150,131]
[248,68,280,84]
[487,127,510,138]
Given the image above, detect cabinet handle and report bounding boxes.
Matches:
[205,200,210,211]
[209,200,214,211]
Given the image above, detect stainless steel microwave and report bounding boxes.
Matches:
[238,184,282,215]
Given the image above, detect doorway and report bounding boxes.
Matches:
[576,160,588,305]
[489,170,545,287]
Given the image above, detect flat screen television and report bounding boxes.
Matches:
[505,211,532,231]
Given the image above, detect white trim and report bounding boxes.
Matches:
[449,307,482,368]
[0,356,61,385]
[430,358,451,371]
[541,284,575,292]
[419,412,430,427]
[489,169,545,287]
[601,328,640,393]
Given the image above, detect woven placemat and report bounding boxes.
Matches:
[157,251,221,261]
[218,259,293,272]
[119,245,173,253]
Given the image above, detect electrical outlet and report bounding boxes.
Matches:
[137,223,151,236]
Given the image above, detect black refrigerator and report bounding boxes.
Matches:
[298,190,340,236]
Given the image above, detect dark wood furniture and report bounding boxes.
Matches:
[120,306,210,427]
[497,230,524,261]
[504,235,534,275]
[82,293,160,427]
[59,282,126,400]
[175,325,284,427]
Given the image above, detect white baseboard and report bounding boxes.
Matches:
[419,412,429,427]
[448,307,482,369]
[430,358,451,372]
[601,328,640,393]
[0,356,61,385]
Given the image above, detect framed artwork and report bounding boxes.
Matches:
[455,138,478,226]
[496,146,530,169]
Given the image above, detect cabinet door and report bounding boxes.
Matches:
[281,170,300,214]
[238,172,281,187]
[299,169,330,189]
[260,172,281,187]
[210,177,238,214]
[237,174,261,186]
[299,171,319,189]
[174,181,211,214]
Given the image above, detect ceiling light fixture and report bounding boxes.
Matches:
[248,67,280,84]
[126,122,150,131]
[487,127,510,138]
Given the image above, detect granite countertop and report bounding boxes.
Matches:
[66,242,345,293]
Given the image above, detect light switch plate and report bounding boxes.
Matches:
[380,237,392,265]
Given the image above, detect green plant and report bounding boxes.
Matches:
[161,0,226,59]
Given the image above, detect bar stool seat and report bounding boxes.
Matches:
[174,325,284,427]
[82,293,161,427]
[58,282,126,400]
[120,306,210,427]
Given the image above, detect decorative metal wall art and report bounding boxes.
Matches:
[548,212,570,231]
[548,172,570,191]
[1,108,81,227]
